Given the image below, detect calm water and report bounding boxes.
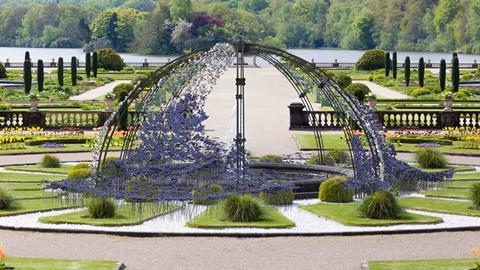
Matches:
[0,46,479,64]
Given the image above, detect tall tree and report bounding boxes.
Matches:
[439,59,446,91]
[23,60,32,95]
[418,57,425,87]
[392,52,398,80]
[71,56,77,86]
[385,52,391,77]
[58,57,64,86]
[404,56,411,86]
[85,52,91,78]
[37,60,44,92]
[451,56,460,92]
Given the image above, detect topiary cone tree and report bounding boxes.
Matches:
[71,56,77,86]
[23,59,32,95]
[392,52,397,79]
[385,52,391,77]
[92,51,98,78]
[404,56,411,87]
[37,60,44,92]
[58,57,64,86]
[452,56,460,92]
[418,57,425,87]
[24,51,30,61]
[86,52,91,78]
[440,59,446,91]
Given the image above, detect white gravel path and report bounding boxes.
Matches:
[1,198,479,235]
[69,80,131,101]
[355,80,409,99]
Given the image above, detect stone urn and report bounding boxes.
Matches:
[368,98,377,108]
[29,100,39,112]
[105,99,114,112]
[443,99,453,111]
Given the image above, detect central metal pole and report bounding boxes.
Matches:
[235,42,246,183]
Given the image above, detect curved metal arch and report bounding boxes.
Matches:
[96,42,386,181]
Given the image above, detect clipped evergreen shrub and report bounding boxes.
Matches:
[356,49,385,70]
[345,83,370,102]
[223,194,263,222]
[259,189,294,206]
[319,177,353,203]
[328,149,350,164]
[336,74,352,89]
[23,60,32,95]
[452,56,460,92]
[385,52,390,77]
[37,60,44,92]
[307,154,336,166]
[359,190,401,219]
[404,56,411,87]
[67,168,90,179]
[192,183,224,205]
[410,88,432,97]
[92,51,98,77]
[440,59,446,91]
[418,57,425,87]
[0,188,14,210]
[97,48,124,71]
[0,62,7,79]
[71,56,77,86]
[392,52,398,79]
[41,154,60,168]
[258,154,283,163]
[85,52,91,78]
[88,197,116,219]
[470,183,480,209]
[113,83,134,100]
[415,148,447,169]
[58,57,64,86]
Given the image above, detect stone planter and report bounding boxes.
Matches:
[368,99,377,108]
[105,99,114,112]
[443,99,453,111]
[29,100,39,112]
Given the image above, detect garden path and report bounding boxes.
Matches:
[2,229,479,270]
[69,80,131,101]
[355,80,409,99]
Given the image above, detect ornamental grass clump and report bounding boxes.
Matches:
[88,197,116,219]
[319,177,353,203]
[223,195,263,222]
[470,183,480,210]
[0,188,14,210]
[359,190,402,219]
[416,148,447,169]
[41,154,60,168]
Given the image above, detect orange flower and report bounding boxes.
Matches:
[472,248,480,256]
[0,243,6,260]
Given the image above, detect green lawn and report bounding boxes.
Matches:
[369,259,477,270]
[4,164,73,174]
[0,198,79,217]
[187,206,295,229]
[2,257,118,270]
[299,202,442,226]
[412,165,475,173]
[40,203,180,226]
[0,182,44,190]
[399,197,480,217]
[0,171,65,182]
[10,189,57,200]
[0,144,92,155]
[422,189,469,199]
[447,181,480,189]
[295,134,480,155]
[452,172,480,181]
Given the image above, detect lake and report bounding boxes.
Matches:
[0,47,479,64]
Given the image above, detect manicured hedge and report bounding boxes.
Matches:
[396,137,453,145]
[25,138,88,146]
[356,49,385,70]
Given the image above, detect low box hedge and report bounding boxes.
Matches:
[396,137,453,146]
[25,138,88,146]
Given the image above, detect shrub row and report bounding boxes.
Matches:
[25,138,88,146]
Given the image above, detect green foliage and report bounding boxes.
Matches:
[23,60,32,94]
[92,52,98,78]
[345,83,370,101]
[470,183,480,209]
[418,57,425,87]
[328,149,350,164]
[416,148,447,169]
[451,56,460,92]
[385,52,390,77]
[87,197,116,219]
[57,57,64,86]
[0,62,7,79]
[192,183,223,205]
[336,74,352,89]
[359,191,402,219]
[410,88,432,97]
[258,154,282,163]
[355,49,385,70]
[72,162,90,171]
[0,188,14,210]
[307,153,336,166]
[67,168,90,179]
[223,195,263,222]
[71,56,77,86]
[41,154,60,168]
[85,52,91,78]
[440,59,447,91]
[404,56,411,87]
[96,48,124,71]
[113,83,134,100]
[319,177,353,203]
[392,52,398,80]
[259,190,294,206]
[37,60,44,92]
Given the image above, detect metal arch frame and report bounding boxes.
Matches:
[96,42,386,181]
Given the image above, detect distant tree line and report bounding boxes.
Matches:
[1,0,480,54]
